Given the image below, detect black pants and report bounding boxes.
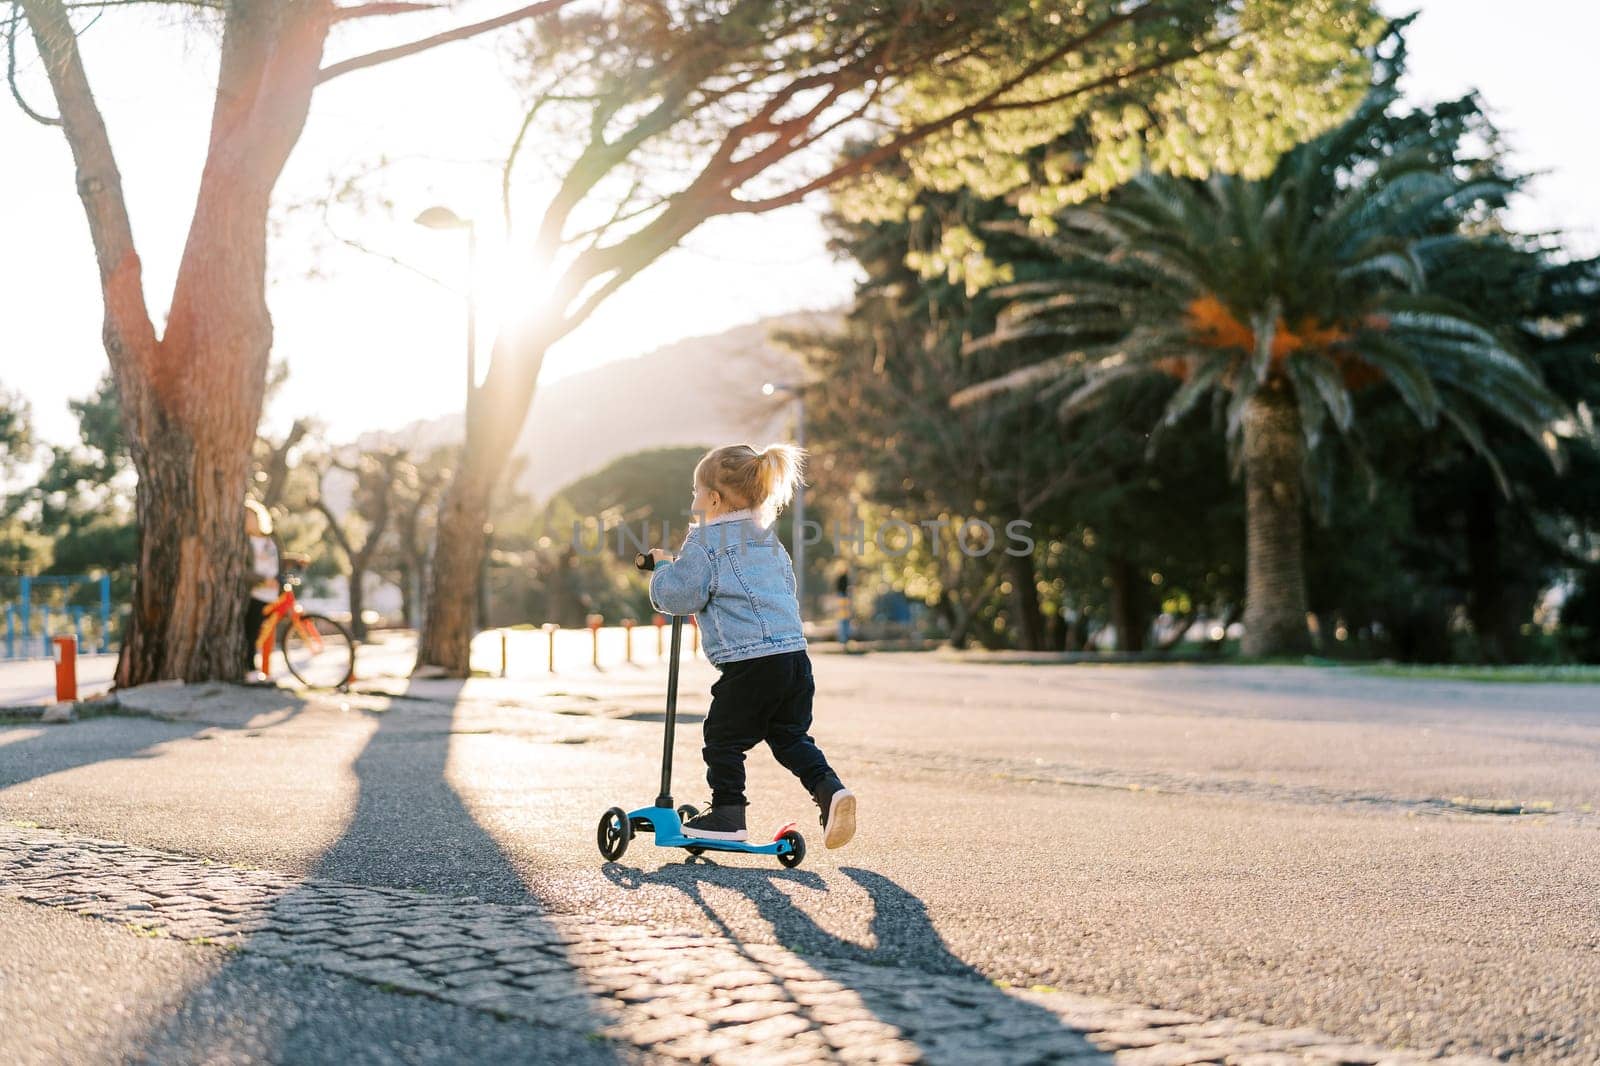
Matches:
[242,596,270,672]
[703,650,835,808]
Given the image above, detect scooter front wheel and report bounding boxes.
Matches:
[597,807,631,861]
[777,829,806,869]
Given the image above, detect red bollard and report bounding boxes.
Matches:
[653,614,666,659]
[622,618,636,663]
[53,635,77,702]
[586,614,604,668]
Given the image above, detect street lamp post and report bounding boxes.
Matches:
[414,205,477,419]
[763,382,806,621]
[416,205,486,629]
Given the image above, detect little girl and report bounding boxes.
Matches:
[648,443,857,850]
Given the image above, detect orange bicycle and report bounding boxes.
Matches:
[255,564,356,689]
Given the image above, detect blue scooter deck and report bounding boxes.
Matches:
[628,806,797,857]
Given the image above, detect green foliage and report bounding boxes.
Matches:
[1363,243,1600,661]
[0,385,32,489]
[957,88,1565,503]
[554,447,706,527]
[46,517,138,578]
[35,372,132,529]
[0,519,50,576]
[1033,393,1245,641]
[493,0,1381,338]
[1279,237,1600,663]
[883,0,1385,216]
[250,420,328,565]
[405,0,1383,663]
[1356,663,1600,684]
[3,374,137,595]
[1,388,36,581]
[484,449,720,628]
[814,28,1596,661]
[790,167,1242,649]
[1562,570,1600,664]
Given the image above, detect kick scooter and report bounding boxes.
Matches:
[594,553,806,868]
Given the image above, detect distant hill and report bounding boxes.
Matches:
[359,311,836,502]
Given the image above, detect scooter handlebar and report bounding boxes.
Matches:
[635,552,655,572]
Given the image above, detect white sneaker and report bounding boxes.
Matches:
[816,784,856,850]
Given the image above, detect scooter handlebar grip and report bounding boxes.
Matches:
[635,552,655,572]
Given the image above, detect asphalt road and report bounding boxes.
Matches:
[2,654,1596,1062]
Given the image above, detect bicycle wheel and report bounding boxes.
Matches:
[280,613,355,689]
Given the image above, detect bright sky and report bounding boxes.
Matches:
[3,1,1596,449]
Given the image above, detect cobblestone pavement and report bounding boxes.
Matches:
[2,823,1493,1066]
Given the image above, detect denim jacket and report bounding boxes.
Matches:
[649,510,808,666]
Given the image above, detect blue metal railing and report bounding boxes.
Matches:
[2,574,114,658]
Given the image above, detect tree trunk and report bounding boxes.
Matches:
[1082,622,1103,652]
[396,474,437,631]
[119,7,328,686]
[544,548,576,627]
[947,607,975,649]
[416,334,547,674]
[416,467,494,674]
[1241,389,1311,657]
[118,420,257,684]
[1106,554,1147,653]
[24,0,331,686]
[1007,549,1045,651]
[937,590,972,650]
[260,418,310,509]
[398,560,416,630]
[478,525,494,630]
[1312,610,1338,653]
[348,566,368,641]
[1464,480,1516,663]
[1061,611,1083,651]
[1045,608,1070,651]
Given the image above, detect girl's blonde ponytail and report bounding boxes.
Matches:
[757,443,805,518]
[695,442,808,524]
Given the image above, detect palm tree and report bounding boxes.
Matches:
[952,94,1567,656]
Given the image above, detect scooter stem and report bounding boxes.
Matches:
[655,615,684,809]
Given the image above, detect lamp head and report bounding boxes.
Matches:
[415,205,469,230]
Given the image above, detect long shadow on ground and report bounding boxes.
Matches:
[124,683,629,1064]
[605,858,1109,1063]
[310,682,538,900]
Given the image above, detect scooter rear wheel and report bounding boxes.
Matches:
[597,807,631,861]
[777,829,806,869]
